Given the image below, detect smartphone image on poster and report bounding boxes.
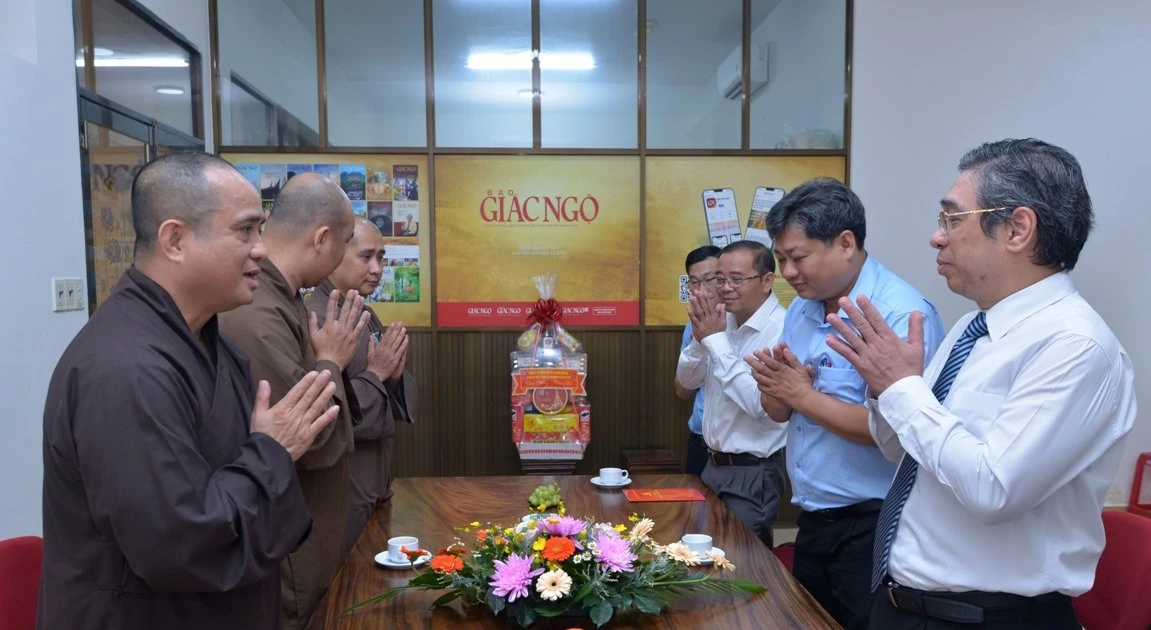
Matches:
[745,186,785,247]
[701,188,742,247]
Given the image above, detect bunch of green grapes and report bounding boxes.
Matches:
[528,482,563,511]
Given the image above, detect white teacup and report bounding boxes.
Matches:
[387,535,420,563]
[681,533,713,554]
[599,467,629,484]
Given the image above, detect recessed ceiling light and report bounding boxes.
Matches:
[468,51,594,71]
[517,88,544,98]
[76,57,189,68]
[155,86,185,95]
[93,47,114,57]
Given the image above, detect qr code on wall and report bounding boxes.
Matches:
[678,275,691,303]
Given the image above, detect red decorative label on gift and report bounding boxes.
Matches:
[511,368,587,396]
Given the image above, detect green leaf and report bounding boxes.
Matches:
[515,604,537,628]
[632,593,662,615]
[430,590,461,608]
[589,600,613,627]
[486,592,506,616]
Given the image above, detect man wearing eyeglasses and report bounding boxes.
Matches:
[826,139,1135,629]
[676,239,788,547]
[674,245,722,476]
[746,178,945,630]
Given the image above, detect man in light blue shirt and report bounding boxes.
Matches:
[674,245,721,475]
[747,179,944,630]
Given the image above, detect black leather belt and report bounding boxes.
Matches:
[882,578,1067,624]
[808,499,883,521]
[706,449,778,467]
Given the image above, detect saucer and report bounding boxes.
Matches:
[693,547,725,566]
[590,476,632,488]
[374,550,431,570]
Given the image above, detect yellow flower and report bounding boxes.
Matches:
[628,514,640,523]
[614,524,627,533]
[504,528,514,536]
[533,538,547,552]
[470,521,480,527]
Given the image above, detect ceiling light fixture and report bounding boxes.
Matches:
[75,57,190,68]
[155,86,186,95]
[516,88,544,98]
[93,47,114,57]
[467,51,595,71]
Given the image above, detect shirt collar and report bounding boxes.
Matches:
[730,291,783,332]
[983,272,1076,342]
[801,254,878,324]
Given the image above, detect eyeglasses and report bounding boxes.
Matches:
[688,274,764,289]
[686,275,718,290]
[936,207,1009,235]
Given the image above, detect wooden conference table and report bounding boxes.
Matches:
[307,474,839,629]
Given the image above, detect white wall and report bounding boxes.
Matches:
[0,0,88,538]
[851,0,1151,506]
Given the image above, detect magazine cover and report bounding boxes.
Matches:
[368,201,393,235]
[285,163,313,182]
[314,164,340,186]
[394,266,420,302]
[392,164,419,201]
[235,163,261,191]
[367,167,392,201]
[351,200,367,217]
[393,200,419,236]
[259,164,287,200]
[339,164,366,200]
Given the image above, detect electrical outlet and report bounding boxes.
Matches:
[52,278,85,312]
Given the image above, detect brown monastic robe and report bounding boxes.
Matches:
[305,280,418,551]
[39,267,312,630]
[219,259,357,630]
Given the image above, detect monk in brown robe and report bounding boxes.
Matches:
[305,217,418,551]
[220,172,367,630]
[40,151,342,630]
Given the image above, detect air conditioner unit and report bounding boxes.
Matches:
[717,43,768,100]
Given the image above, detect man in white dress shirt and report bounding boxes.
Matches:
[826,138,1136,628]
[676,240,788,546]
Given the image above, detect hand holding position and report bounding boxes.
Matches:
[825,295,925,396]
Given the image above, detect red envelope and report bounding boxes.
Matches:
[623,488,706,502]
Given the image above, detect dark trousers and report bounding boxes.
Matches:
[870,586,1080,629]
[795,501,881,630]
[685,432,708,476]
[700,450,784,548]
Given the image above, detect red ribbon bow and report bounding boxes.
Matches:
[528,298,563,326]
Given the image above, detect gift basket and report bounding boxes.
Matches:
[511,274,590,462]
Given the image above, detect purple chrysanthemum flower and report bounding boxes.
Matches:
[489,553,544,602]
[539,516,586,538]
[593,531,637,573]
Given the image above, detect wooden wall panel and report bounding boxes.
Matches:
[390,330,438,477]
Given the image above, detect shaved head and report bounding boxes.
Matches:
[131,151,244,257]
[265,172,353,239]
[353,216,383,243]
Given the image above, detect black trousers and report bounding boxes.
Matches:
[794,502,881,630]
[685,432,708,476]
[870,586,1080,629]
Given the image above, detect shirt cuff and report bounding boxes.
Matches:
[876,375,939,436]
[700,331,733,357]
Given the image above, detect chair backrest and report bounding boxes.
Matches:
[1073,511,1151,630]
[0,536,43,630]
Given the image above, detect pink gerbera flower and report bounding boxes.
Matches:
[539,515,586,538]
[593,531,637,573]
[489,553,544,602]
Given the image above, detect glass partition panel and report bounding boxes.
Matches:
[539,0,637,149]
[749,0,846,149]
[433,0,532,148]
[217,0,319,147]
[645,0,743,149]
[79,0,197,136]
[325,0,427,147]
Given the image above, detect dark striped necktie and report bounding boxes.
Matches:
[870,311,989,591]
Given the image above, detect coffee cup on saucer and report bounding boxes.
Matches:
[387,535,420,563]
[598,467,629,485]
[681,533,713,555]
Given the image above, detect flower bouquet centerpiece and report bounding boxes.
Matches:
[346,485,765,628]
